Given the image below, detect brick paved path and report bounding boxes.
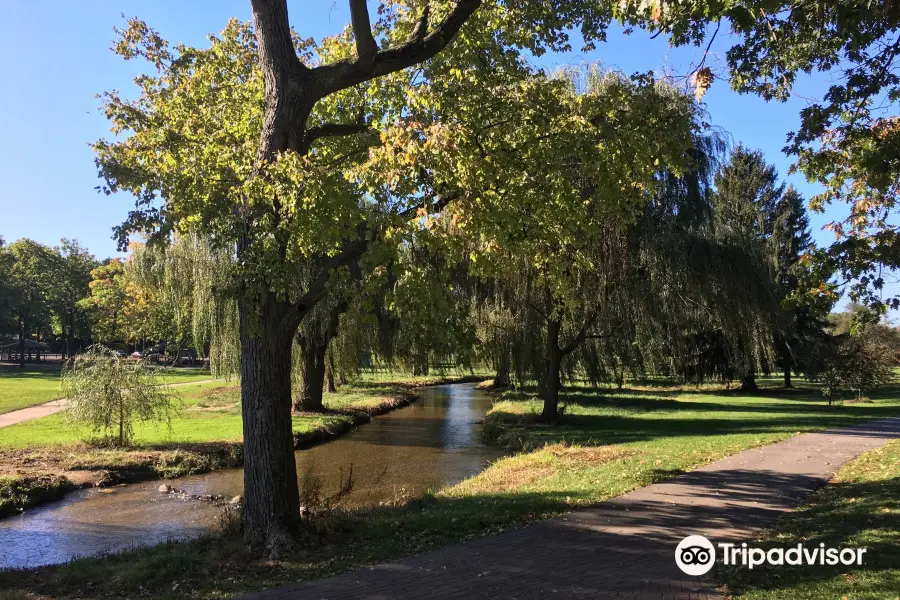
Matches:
[245,417,900,600]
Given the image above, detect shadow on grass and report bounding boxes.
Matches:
[3,465,895,600]
[719,475,900,599]
[0,369,60,381]
[489,396,900,448]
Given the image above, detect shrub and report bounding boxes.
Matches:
[817,333,894,404]
[61,345,181,446]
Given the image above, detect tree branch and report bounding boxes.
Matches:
[560,311,599,356]
[408,2,430,42]
[291,231,370,325]
[304,122,378,146]
[349,0,378,65]
[314,0,482,99]
[399,190,459,220]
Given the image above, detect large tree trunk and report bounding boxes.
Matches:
[293,331,328,412]
[325,351,337,393]
[783,368,792,388]
[494,351,510,387]
[240,292,301,552]
[741,371,758,392]
[539,318,562,422]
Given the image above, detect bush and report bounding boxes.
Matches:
[61,345,181,446]
[818,334,894,404]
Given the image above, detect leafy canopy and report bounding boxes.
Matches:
[617,0,900,310]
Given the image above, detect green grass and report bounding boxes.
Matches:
[0,370,63,414]
[0,367,216,414]
[453,380,900,508]
[719,438,900,599]
[0,373,475,448]
[2,379,897,600]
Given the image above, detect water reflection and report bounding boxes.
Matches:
[0,383,503,569]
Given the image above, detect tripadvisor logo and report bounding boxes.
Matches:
[675,535,868,576]
[675,535,716,576]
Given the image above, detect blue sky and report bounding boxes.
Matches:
[0,2,887,304]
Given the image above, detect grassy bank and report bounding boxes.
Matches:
[2,379,897,600]
[0,475,73,518]
[719,438,900,599]
[0,373,484,515]
[0,366,216,414]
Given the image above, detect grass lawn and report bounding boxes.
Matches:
[719,438,900,599]
[0,366,216,414]
[0,371,483,448]
[2,379,897,600]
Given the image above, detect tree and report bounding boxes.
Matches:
[62,345,180,446]
[0,240,15,340]
[292,290,352,413]
[93,1,678,550]
[6,239,56,368]
[817,328,895,405]
[619,0,900,311]
[49,240,97,359]
[127,233,240,375]
[436,68,703,420]
[712,147,785,391]
[713,145,783,242]
[768,187,821,387]
[79,260,130,344]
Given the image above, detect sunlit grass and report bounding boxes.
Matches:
[0,366,216,414]
[720,439,900,599]
[0,380,404,448]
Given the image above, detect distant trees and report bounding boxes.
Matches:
[49,240,97,359]
[5,239,57,367]
[622,0,900,313]
[78,260,130,344]
[818,329,896,405]
[711,146,830,390]
[0,239,96,364]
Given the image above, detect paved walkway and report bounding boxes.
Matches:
[0,379,218,429]
[245,416,900,600]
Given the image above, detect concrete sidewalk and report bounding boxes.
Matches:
[244,416,900,600]
[0,379,217,429]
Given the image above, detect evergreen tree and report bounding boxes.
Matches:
[714,145,784,241]
[712,146,785,390]
[768,186,821,387]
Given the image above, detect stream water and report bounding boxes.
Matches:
[0,383,504,570]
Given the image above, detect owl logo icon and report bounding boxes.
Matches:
[675,535,716,576]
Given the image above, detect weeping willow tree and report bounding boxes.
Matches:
[289,263,366,413]
[289,227,479,413]
[127,232,239,377]
[462,69,701,420]
[338,229,479,379]
[475,117,782,418]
